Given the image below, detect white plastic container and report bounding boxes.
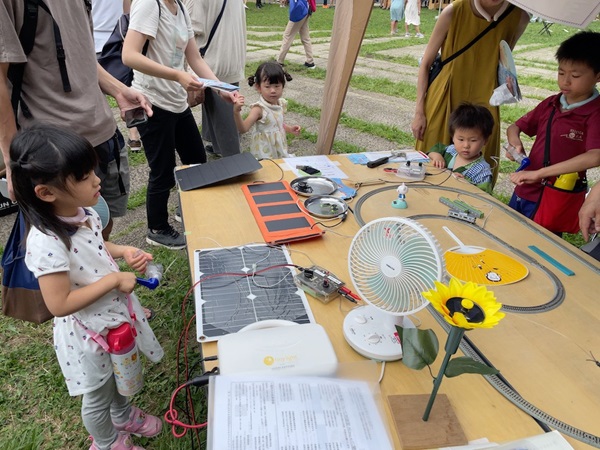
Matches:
[107,323,143,396]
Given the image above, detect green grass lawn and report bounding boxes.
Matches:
[1,5,598,449]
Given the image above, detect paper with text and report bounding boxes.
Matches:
[209,375,393,450]
[283,155,348,179]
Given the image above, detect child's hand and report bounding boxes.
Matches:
[123,248,153,274]
[505,142,525,161]
[510,170,541,185]
[429,153,446,169]
[233,95,246,112]
[218,90,239,104]
[113,272,138,294]
[284,124,301,135]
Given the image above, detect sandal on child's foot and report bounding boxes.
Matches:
[113,406,162,438]
[89,432,145,450]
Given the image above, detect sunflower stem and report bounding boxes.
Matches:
[422,326,465,421]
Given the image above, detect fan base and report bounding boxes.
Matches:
[387,394,467,450]
[342,305,412,361]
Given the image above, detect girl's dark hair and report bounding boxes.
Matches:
[9,123,98,249]
[556,31,600,74]
[248,61,293,87]
[448,103,494,139]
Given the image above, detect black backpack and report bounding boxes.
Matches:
[97,0,187,87]
[7,0,92,122]
[97,14,136,86]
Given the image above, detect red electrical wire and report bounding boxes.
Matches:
[169,263,303,439]
[164,379,208,438]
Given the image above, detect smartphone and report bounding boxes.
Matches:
[124,107,148,128]
[296,165,321,176]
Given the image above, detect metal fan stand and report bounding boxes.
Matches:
[343,306,415,361]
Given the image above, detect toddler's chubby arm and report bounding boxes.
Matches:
[38,271,137,317]
[428,152,446,169]
[284,124,301,136]
[233,96,263,134]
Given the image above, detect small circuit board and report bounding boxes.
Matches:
[294,266,344,304]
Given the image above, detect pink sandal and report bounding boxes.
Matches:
[113,406,162,438]
[89,432,145,450]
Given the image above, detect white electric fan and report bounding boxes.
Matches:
[343,217,445,361]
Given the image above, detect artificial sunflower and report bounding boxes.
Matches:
[422,278,505,330]
[418,278,503,421]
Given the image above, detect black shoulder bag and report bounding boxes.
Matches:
[97,0,173,86]
[428,4,515,88]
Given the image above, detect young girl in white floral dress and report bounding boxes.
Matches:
[233,61,301,159]
[11,124,163,450]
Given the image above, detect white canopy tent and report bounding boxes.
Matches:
[507,0,600,28]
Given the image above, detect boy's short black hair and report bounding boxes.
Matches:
[448,103,494,139]
[556,31,600,74]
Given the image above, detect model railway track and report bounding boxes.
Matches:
[353,183,600,447]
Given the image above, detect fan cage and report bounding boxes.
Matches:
[348,217,445,315]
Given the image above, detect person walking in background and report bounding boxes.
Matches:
[182,0,247,158]
[277,0,315,68]
[380,0,391,10]
[233,62,301,159]
[123,0,237,249]
[404,0,423,38]
[410,0,529,185]
[390,0,405,35]
[92,0,143,153]
[11,124,163,450]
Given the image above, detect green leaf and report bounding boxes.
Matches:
[396,326,439,370]
[445,357,500,378]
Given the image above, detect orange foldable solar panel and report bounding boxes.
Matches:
[242,181,324,245]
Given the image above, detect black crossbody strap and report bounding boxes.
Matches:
[441,4,516,66]
[7,0,86,121]
[200,0,227,57]
[37,0,71,94]
[542,107,557,167]
[7,0,39,119]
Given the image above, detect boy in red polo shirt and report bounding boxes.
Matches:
[507,31,600,231]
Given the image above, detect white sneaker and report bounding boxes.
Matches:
[404,33,411,38]
[416,33,424,38]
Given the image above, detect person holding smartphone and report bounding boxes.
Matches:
[1,0,153,242]
[123,0,237,250]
